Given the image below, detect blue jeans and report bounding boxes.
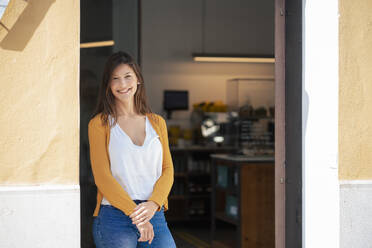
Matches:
[92,200,176,248]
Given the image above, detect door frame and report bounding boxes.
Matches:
[274,0,286,246]
[275,0,303,247]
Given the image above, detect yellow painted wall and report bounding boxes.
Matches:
[339,0,372,179]
[0,0,79,184]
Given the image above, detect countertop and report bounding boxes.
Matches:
[170,145,238,152]
[210,153,275,162]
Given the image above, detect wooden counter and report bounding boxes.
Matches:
[210,154,275,248]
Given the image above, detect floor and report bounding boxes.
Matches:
[169,222,211,248]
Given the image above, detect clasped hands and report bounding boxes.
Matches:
[129,200,160,244]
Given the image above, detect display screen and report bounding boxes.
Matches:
[163,90,188,111]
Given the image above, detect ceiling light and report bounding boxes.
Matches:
[192,54,275,63]
[80,40,115,49]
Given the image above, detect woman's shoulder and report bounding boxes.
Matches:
[146,112,166,126]
[88,112,106,130]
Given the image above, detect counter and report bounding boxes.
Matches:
[210,153,274,163]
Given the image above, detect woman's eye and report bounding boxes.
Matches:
[125,75,131,78]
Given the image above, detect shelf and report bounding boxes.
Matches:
[188,172,210,177]
[169,147,235,225]
[169,195,187,199]
[188,194,210,198]
[240,116,274,120]
[170,194,210,199]
[215,211,238,226]
[166,216,188,222]
[170,145,238,152]
[174,172,187,177]
[188,215,209,221]
[166,214,210,222]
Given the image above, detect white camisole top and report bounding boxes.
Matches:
[101,114,163,205]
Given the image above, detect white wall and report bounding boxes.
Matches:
[227,78,275,109]
[141,0,274,126]
[0,186,80,248]
[302,0,339,247]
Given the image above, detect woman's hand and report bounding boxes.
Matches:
[130,201,159,226]
[136,221,154,244]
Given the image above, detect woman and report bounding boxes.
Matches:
[88,51,176,247]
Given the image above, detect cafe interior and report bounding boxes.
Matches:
[80,0,275,247]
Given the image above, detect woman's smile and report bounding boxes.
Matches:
[118,87,132,94]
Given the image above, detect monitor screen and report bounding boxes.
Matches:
[163,90,188,111]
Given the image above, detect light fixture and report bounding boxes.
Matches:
[192,53,275,63]
[80,40,115,49]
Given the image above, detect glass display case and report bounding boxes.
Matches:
[226,77,275,156]
[226,77,275,112]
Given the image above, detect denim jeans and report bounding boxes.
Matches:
[92,200,176,248]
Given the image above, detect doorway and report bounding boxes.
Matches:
[79,0,303,247]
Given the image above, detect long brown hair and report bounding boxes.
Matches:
[91,51,152,127]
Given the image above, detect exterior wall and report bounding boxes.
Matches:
[0,0,79,184]
[339,0,372,180]
[0,185,80,247]
[339,1,372,247]
[340,181,372,248]
[0,0,80,247]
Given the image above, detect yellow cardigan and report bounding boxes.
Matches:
[88,112,174,217]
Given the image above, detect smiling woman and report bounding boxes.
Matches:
[88,51,176,248]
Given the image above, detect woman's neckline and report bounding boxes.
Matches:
[113,115,148,148]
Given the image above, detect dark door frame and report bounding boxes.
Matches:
[275,0,303,247]
[274,0,286,247]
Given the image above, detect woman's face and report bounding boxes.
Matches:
[110,63,139,103]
